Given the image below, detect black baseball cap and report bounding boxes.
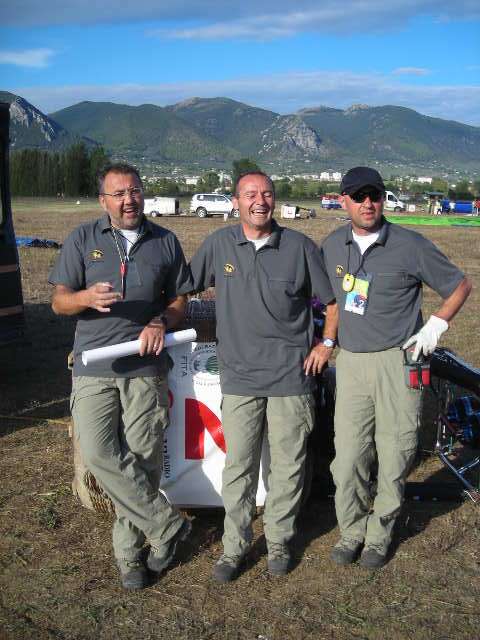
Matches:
[340,166,385,195]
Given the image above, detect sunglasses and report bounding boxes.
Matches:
[348,189,384,203]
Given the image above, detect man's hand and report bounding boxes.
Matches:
[138,317,166,356]
[85,282,122,313]
[402,314,448,362]
[304,343,333,376]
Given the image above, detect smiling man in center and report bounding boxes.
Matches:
[181,171,337,582]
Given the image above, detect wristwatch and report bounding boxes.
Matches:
[322,338,336,348]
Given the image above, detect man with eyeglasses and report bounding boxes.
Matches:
[319,166,471,569]
[49,163,192,590]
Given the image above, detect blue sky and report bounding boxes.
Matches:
[1,1,479,125]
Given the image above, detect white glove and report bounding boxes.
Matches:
[402,315,449,361]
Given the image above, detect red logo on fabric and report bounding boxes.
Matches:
[185,398,226,459]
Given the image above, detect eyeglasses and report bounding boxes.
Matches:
[101,187,143,200]
[348,189,384,203]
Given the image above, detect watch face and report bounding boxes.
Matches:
[323,339,335,348]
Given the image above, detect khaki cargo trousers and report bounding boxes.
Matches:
[221,393,315,558]
[71,375,185,564]
[331,348,422,552]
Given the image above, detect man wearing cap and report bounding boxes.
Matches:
[319,166,471,568]
[50,163,192,590]
[182,170,337,582]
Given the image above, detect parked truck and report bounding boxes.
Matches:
[144,196,180,217]
[384,190,405,212]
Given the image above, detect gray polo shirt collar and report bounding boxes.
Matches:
[98,213,150,237]
[232,219,281,248]
[344,216,390,247]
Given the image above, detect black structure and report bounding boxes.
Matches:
[0,102,24,345]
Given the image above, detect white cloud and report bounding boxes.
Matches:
[10,69,480,126]
[2,0,479,33]
[392,67,430,76]
[152,1,480,41]
[0,48,55,68]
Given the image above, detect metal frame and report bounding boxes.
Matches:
[430,375,480,504]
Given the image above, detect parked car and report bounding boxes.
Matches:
[321,195,342,210]
[190,193,239,218]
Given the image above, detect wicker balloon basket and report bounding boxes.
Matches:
[71,296,217,514]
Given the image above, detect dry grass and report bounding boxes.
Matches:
[1,198,479,640]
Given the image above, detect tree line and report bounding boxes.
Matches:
[10,143,109,197]
[10,146,478,201]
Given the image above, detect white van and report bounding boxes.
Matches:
[144,197,179,217]
[384,191,405,212]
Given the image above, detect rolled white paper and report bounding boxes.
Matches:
[81,328,197,366]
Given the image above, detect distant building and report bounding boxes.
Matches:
[218,171,232,184]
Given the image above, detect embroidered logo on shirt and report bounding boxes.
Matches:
[224,263,235,275]
[336,264,344,276]
[89,249,104,261]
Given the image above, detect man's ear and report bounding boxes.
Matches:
[99,194,107,211]
[232,195,239,210]
[339,195,347,211]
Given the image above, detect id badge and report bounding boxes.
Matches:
[344,274,371,316]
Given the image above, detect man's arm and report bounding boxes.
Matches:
[52,283,122,315]
[432,277,472,323]
[403,277,472,360]
[304,301,339,376]
[138,295,187,356]
[178,236,216,296]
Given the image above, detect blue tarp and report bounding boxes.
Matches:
[16,236,61,248]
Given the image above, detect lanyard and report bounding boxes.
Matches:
[346,242,368,278]
[342,242,372,293]
[111,227,128,299]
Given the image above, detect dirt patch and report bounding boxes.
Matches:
[1,200,479,639]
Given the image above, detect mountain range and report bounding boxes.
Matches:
[2,91,479,174]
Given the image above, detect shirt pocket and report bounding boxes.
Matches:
[85,260,115,287]
[373,272,414,293]
[267,277,303,322]
[268,277,297,295]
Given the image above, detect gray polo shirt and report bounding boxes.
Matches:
[49,215,190,377]
[320,219,464,352]
[180,220,335,396]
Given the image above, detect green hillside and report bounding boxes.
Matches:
[3,90,479,173]
[298,104,480,169]
[165,97,277,156]
[50,101,239,166]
